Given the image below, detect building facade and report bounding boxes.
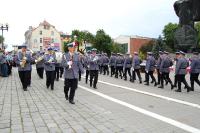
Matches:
[114,35,154,54]
[25,20,61,52]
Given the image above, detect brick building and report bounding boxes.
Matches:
[114,35,154,54]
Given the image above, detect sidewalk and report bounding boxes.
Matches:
[0,68,126,133]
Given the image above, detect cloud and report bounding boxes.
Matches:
[0,0,178,50]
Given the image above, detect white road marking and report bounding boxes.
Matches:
[78,85,200,133]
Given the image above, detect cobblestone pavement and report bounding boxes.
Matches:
[0,67,200,133]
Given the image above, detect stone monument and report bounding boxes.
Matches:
[174,0,200,52]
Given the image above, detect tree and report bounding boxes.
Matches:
[139,40,155,59]
[152,35,173,59]
[162,23,179,51]
[111,42,124,54]
[195,22,200,48]
[93,29,112,55]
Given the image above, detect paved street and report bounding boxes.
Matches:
[0,67,200,133]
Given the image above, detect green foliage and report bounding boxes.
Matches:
[195,22,200,48]
[139,40,155,58]
[111,42,124,54]
[162,23,179,51]
[139,51,146,60]
[152,35,173,59]
[93,29,112,55]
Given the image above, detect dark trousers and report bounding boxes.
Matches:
[64,79,78,101]
[37,67,44,79]
[124,68,131,80]
[99,65,103,74]
[27,70,31,86]
[157,69,161,84]
[1,64,8,77]
[18,71,28,89]
[115,66,123,78]
[7,63,12,75]
[103,65,109,75]
[90,70,98,88]
[190,73,200,90]
[55,67,60,81]
[79,70,81,81]
[146,71,156,84]
[60,67,64,78]
[110,66,115,77]
[85,70,90,84]
[177,74,190,91]
[46,71,55,89]
[132,69,142,82]
[160,72,173,87]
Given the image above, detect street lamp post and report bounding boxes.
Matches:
[0,23,9,49]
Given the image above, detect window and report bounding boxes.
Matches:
[40,38,43,43]
[40,31,42,35]
[34,39,37,43]
[51,31,54,36]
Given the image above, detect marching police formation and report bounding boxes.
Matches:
[12,43,200,104]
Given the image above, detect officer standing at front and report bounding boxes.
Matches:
[16,45,32,91]
[190,51,200,91]
[123,53,132,81]
[88,48,99,89]
[62,43,84,104]
[44,47,56,90]
[175,51,191,92]
[144,52,157,86]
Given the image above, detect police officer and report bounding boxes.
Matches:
[16,45,32,91]
[98,54,103,74]
[156,51,163,85]
[84,50,91,84]
[109,53,116,77]
[35,51,45,79]
[132,52,142,83]
[44,47,56,90]
[173,51,181,88]
[54,49,61,81]
[115,53,124,79]
[190,51,200,91]
[102,53,109,75]
[175,51,191,92]
[123,53,132,81]
[88,48,99,89]
[0,50,8,77]
[144,52,157,86]
[158,51,174,89]
[62,43,84,104]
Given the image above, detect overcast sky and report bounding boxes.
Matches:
[0,0,178,50]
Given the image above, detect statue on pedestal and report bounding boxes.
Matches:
[174,0,200,52]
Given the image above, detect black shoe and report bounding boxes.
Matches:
[174,85,177,88]
[151,81,154,84]
[158,86,164,89]
[175,89,181,92]
[93,86,97,89]
[187,87,191,92]
[47,85,50,89]
[144,80,147,82]
[154,83,157,87]
[56,79,59,81]
[23,88,27,91]
[139,81,142,84]
[165,82,168,85]
[124,79,127,81]
[69,100,75,104]
[51,87,54,90]
[144,83,149,86]
[65,95,68,100]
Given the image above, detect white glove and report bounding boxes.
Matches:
[67,61,73,66]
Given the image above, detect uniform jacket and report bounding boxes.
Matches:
[132,55,141,69]
[62,52,84,79]
[44,54,56,71]
[190,55,200,74]
[145,55,156,71]
[88,54,99,70]
[124,56,132,68]
[160,55,172,73]
[16,52,32,71]
[175,57,189,75]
